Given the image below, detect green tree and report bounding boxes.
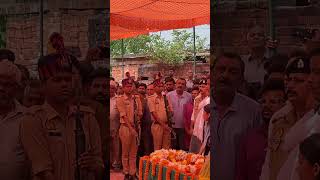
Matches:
[0,15,7,48]
[110,35,152,57]
[111,29,207,65]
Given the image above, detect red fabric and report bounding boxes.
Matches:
[110,0,210,40]
[110,25,149,40]
[235,124,268,180]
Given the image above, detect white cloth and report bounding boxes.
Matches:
[281,110,320,180]
[192,96,210,142]
[186,79,194,89]
[242,55,267,84]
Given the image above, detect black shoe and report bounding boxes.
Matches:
[129,175,138,180]
[124,174,130,180]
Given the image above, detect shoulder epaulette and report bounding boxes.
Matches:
[117,95,124,98]
[79,105,95,114]
[133,94,140,98]
[149,94,156,98]
[24,105,43,115]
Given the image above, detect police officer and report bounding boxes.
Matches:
[147,83,155,97]
[260,56,313,180]
[116,79,143,180]
[0,60,30,180]
[277,48,320,180]
[110,80,121,170]
[148,79,172,151]
[85,68,109,168]
[20,53,104,180]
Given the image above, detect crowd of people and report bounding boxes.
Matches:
[109,69,211,180]
[212,24,320,180]
[1,22,320,180]
[107,24,320,180]
[0,32,109,180]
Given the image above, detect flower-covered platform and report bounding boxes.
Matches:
[138,149,209,180]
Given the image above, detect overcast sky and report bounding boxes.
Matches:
[151,24,210,47]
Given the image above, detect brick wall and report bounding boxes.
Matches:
[1,1,108,76]
[211,1,320,56]
[111,57,210,83]
[4,9,107,75]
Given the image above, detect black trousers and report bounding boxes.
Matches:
[171,128,185,151]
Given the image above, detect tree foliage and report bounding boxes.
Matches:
[111,29,208,65]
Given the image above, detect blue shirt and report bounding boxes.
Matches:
[167,90,192,128]
[212,93,262,180]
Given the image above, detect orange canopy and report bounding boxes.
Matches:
[110,0,210,40]
[110,25,150,40]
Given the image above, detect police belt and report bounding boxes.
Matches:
[120,123,136,128]
[153,121,168,125]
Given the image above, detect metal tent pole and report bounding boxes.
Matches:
[121,38,125,79]
[267,0,276,58]
[193,26,196,79]
[40,0,43,57]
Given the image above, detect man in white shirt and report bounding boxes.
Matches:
[167,78,192,150]
[189,78,210,153]
[186,70,194,90]
[242,25,278,99]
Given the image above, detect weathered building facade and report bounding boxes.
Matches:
[211,0,320,55]
[0,0,109,73]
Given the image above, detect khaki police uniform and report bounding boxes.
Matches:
[269,107,298,180]
[80,97,109,165]
[116,94,143,176]
[0,101,31,180]
[260,102,299,180]
[148,94,171,150]
[260,56,311,180]
[20,102,103,180]
[110,95,121,167]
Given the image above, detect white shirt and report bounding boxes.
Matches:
[281,110,320,180]
[192,96,210,142]
[242,55,268,84]
[186,79,194,89]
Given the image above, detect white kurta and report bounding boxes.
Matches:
[193,96,210,142]
[281,110,320,180]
